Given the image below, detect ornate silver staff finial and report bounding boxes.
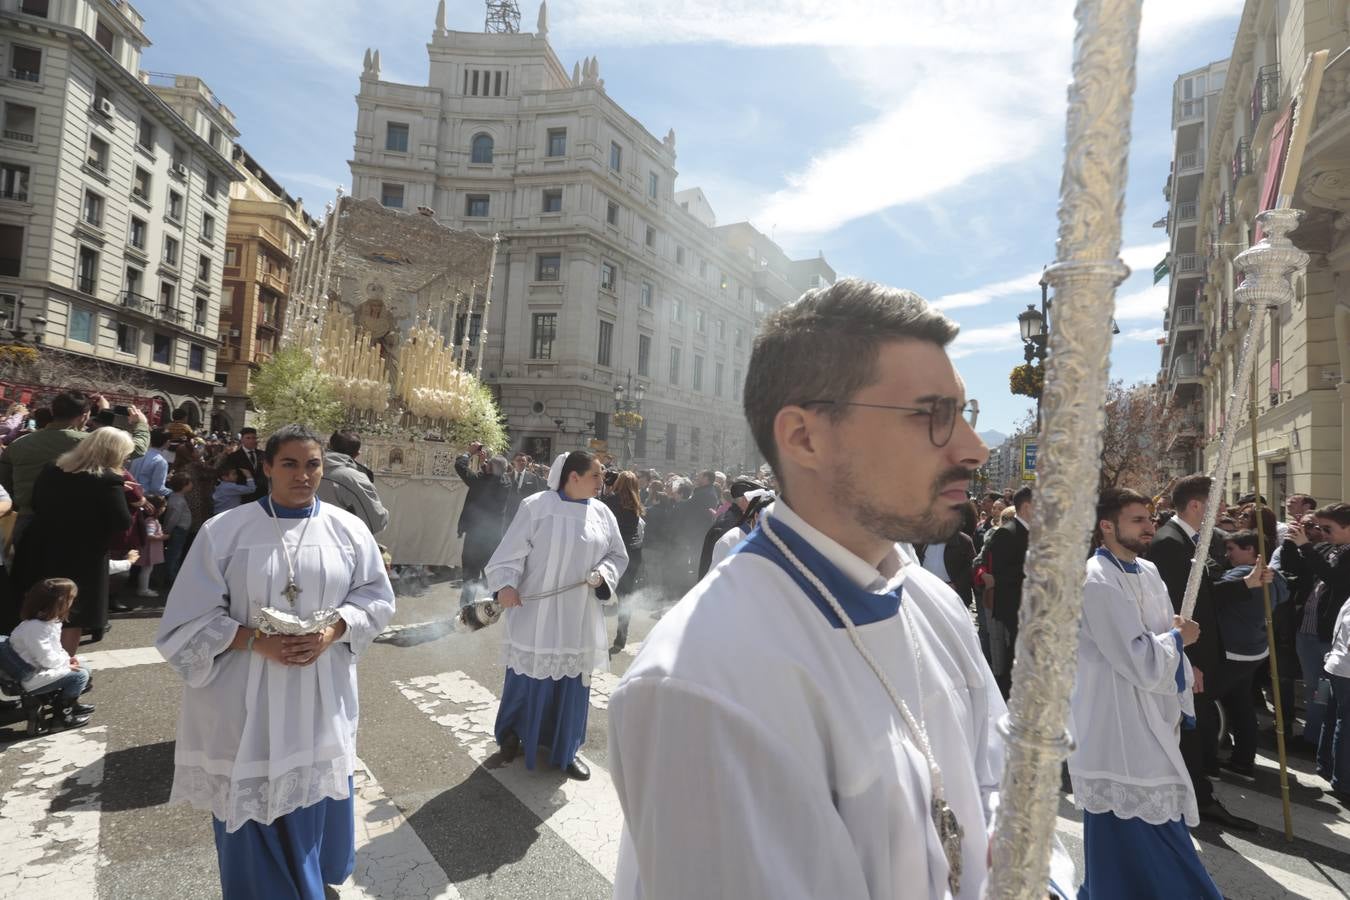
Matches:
[987,0,1141,896]
[1177,208,1308,621]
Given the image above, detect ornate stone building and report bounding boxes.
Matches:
[214,144,316,433]
[347,2,833,470]
[0,0,238,424]
[1178,0,1350,508]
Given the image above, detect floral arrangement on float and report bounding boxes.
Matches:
[294,304,506,454]
[612,410,644,431]
[1009,362,1045,399]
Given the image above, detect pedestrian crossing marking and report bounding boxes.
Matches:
[344,758,461,899]
[80,646,163,671]
[0,726,107,899]
[394,671,623,883]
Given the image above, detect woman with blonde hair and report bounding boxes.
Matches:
[11,426,135,650]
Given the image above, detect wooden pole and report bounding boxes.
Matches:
[1247,332,1294,841]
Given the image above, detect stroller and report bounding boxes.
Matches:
[0,635,89,736]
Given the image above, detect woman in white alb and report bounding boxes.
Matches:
[487,449,628,780]
[156,424,396,899]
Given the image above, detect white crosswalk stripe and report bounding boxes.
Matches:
[0,726,107,899]
[345,759,460,899]
[394,671,624,882]
[80,646,163,671]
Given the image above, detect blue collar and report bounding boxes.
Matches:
[738,521,753,534]
[258,497,320,518]
[732,515,902,628]
[1095,546,1141,574]
[556,489,590,505]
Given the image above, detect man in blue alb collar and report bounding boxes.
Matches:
[609,278,1072,899]
[1070,487,1216,899]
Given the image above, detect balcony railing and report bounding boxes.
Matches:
[160,305,183,322]
[1172,353,1198,379]
[121,290,153,310]
[1174,305,1197,326]
[1178,150,1203,172]
[1176,200,1198,222]
[1218,192,1235,227]
[1231,137,1252,184]
[3,130,33,143]
[77,275,96,295]
[0,187,27,202]
[1250,63,1280,134]
[8,69,39,83]
[1174,254,1202,274]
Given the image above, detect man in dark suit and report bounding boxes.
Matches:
[988,485,1032,698]
[1146,473,1264,831]
[455,443,509,608]
[220,426,268,501]
[503,451,545,525]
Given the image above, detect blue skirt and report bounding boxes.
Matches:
[1078,811,1220,900]
[212,776,356,900]
[495,668,590,770]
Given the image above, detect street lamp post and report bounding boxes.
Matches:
[613,370,645,467]
[1017,274,1119,432]
[1018,277,1049,430]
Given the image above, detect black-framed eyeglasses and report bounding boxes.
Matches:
[802,397,978,448]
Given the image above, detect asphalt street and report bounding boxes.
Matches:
[1,574,1347,900]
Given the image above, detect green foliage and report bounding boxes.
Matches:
[252,348,344,437]
[443,379,507,453]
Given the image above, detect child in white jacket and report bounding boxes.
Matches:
[9,578,94,728]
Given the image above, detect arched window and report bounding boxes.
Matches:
[471,133,494,164]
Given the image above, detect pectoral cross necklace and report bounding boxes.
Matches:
[267,496,315,607]
[761,515,964,894]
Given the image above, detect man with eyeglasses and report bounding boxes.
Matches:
[608,279,1072,899]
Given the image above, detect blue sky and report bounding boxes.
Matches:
[138,1,1243,435]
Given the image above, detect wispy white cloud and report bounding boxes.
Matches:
[933,240,1168,313]
[1113,282,1170,321]
[177,0,1238,245]
[949,323,1020,360]
[1118,327,1166,343]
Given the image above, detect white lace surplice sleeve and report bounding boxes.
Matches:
[485,497,537,593]
[155,525,238,688]
[1081,577,1181,695]
[336,521,397,656]
[591,503,629,595]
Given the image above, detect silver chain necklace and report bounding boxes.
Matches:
[760,515,963,894]
[266,496,315,606]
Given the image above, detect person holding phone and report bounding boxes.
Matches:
[0,392,148,544]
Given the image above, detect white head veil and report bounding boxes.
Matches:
[546,452,569,491]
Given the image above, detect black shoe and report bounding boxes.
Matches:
[109,599,130,612]
[1198,800,1258,832]
[499,731,520,763]
[1219,759,1257,782]
[53,709,92,729]
[69,702,95,715]
[565,759,591,781]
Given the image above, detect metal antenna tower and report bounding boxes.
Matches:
[485,0,521,33]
